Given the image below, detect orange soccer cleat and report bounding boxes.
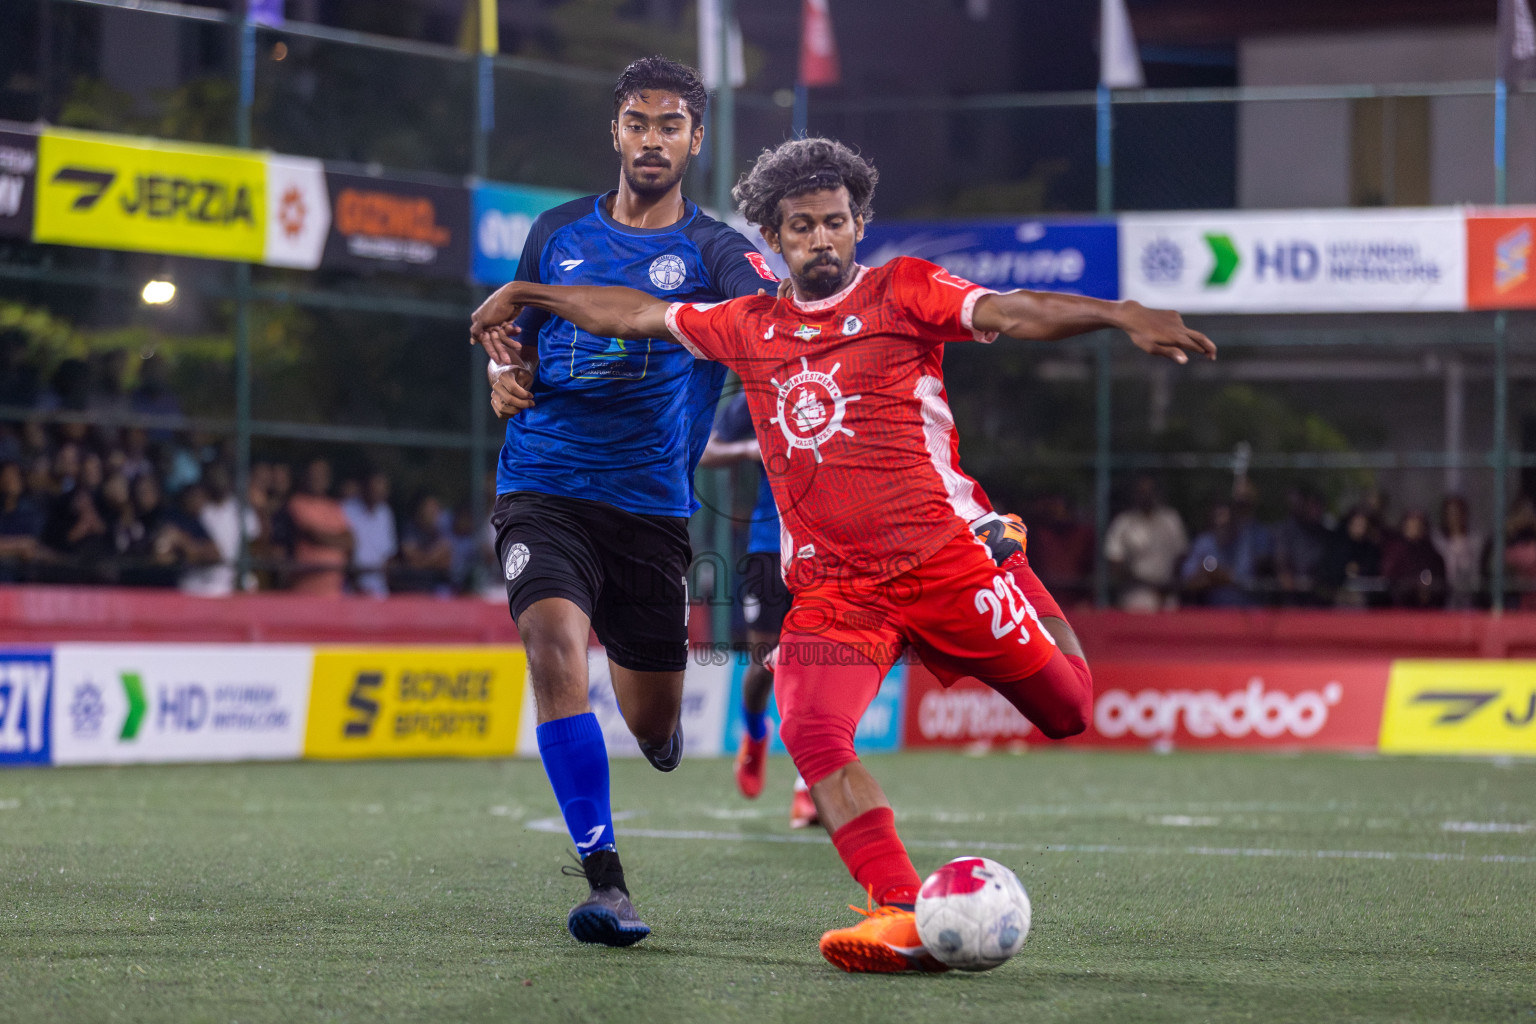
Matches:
[819,901,950,974]
[790,775,820,829]
[734,730,768,799]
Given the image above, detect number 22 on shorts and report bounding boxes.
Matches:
[974,574,1053,646]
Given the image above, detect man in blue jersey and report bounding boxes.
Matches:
[472,56,776,948]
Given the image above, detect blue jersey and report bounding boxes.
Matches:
[496,192,773,517]
[713,392,781,555]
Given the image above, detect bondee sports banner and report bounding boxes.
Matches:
[50,643,312,765]
[34,129,268,263]
[859,218,1119,300]
[1120,209,1466,313]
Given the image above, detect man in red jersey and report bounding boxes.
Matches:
[473,137,1215,974]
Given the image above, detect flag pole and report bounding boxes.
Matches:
[712,0,736,218]
[1495,77,1509,205]
[1096,83,1113,214]
[793,83,808,139]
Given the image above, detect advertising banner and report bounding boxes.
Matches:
[34,129,266,262]
[321,171,469,278]
[723,655,906,756]
[904,660,1390,750]
[1465,209,1536,310]
[50,644,312,765]
[263,155,330,270]
[0,130,37,240]
[471,181,582,285]
[859,218,1119,299]
[517,648,729,759]
[306,646,525,759]
[0,649,52,766]
[1379,660,1536,756]
[1120,209,1466,313]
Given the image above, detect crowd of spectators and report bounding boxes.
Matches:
[0,420,492,598]
[1051,473,1536,612]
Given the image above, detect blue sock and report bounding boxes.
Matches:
[536,713,616,857]
[743,707,768,741]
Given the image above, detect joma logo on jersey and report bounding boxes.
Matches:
[770,356,862,464]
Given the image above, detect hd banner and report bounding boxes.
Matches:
[1120,209,1466,313]
[34,129,268,263]
[859,218,1120,300]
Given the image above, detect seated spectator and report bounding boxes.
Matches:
[41,483,111,583]
[1276,487,1331,607]
[1433,494,1485,609]
[119,475,218,588]
[1104,474,1187,612]
[97,471,143,569]
[180,466,258,597]
[1024,493,1095,607]
[1180,500,1266,607]
[395,495,453,594]
[0,460,46,581]
[343,471,397,598]
[1381,509,1447,608]
[1503,496,1536,610]
[1321,507,1384,609]
[447,504,484,594]
[283,458,353,596]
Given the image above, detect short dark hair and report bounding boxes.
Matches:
[732,137,878,231]
[613,56,708,130]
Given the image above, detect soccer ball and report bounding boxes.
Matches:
[914,856,1032,971]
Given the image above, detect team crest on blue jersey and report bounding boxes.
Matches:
[649,254,687,290]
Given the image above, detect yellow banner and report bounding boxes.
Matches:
[1379,660,1536,756]
[305,647,527,759]
[34,129,265,262]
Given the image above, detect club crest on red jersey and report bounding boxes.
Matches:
[769,356,862,464]
[792,323,821,342]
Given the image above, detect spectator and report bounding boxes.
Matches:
[447,504,484,593]
[0,461,46,580]
[1275,485,1331,606]
[1381,510,1446,608]
[1503,496,1536,610]
[1104,474,1188,612]
[180,465,258,597]
[283,458,353,596]
[97,471,142,569]
[1433,495,1484,609]
[120,475,217,588]
[1321,507,1384,609]
[1025,493,1095,607]
[120,428,153,482]
[395,495,453,594]
[343,471,397,598]
[1180,500,1266,607]
[42,484,110,582]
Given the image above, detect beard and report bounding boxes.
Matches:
[792,252,854,300]
[622,151,690,199]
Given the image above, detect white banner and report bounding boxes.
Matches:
[51,644,313,765]
[1120,208,1467,313]
[516,648,730,759]
[262,155,330,270]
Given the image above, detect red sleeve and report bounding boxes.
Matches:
[665,297,760,365]
[890,257,999,344]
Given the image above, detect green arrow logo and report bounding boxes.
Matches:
[119,672,146,741]
[1204,233,1240,287]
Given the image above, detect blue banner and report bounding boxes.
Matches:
[723,654,906,759]
[0,649,52,766]
[471,181,583,285]
[858,218,1120,300]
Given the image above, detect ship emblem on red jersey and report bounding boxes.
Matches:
[770,357,862,464]
[792,323,821,342]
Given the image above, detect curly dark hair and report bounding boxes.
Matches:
[731,137,878,230]
[613,56,708,130]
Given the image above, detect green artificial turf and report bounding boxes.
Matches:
[1,751,1533,1024]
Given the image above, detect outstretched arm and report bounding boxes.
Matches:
[471,282,672,348]
[971,290,1216,364]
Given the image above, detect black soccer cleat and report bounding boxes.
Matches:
[567,886,652,947]
[638,722,684,772]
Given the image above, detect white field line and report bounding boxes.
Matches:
[524,817,1536,866]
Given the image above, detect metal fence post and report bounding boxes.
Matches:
[1094,333,1112,608]
[1492,312,1509,613]
[233,10,255,582]
[1096,84,1113,215]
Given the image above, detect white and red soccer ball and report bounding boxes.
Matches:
[915,856,1032,971]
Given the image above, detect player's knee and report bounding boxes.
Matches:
[778,713,857,786]
[1034,697,1090,740]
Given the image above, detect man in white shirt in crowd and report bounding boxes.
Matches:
[1104,474,1189,612]
[343,470,397,598]
[180,465,259,597]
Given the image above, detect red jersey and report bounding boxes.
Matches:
[666,256,999,588]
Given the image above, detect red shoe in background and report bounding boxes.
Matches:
[734,730,768,799]
[790,774,820,829]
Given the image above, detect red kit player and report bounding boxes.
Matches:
[473,137,1215,973]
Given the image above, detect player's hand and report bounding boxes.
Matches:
[1117,300,1216,364]
[489,360,535,419]
[776,276,794,300]
[471,285,527,364]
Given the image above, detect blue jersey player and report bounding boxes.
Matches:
[471,57,775,948]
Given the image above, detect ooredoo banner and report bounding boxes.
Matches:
[1120,209,1466,313]
[859,218,1119,300]
[50,643,312,765]
[321,171,469,278]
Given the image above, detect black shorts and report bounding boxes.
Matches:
[491,490,692,673]
[737,550,791,637]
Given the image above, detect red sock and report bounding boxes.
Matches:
[830,807,921,907]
